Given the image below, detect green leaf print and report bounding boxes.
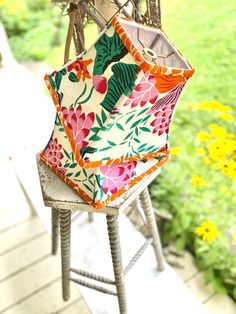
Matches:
[93,31,128,75]
[55,72,62,90]
[100,63,139,112]
[80,146,97,157]
[68,72,79,82]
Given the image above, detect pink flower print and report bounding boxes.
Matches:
[93,75,107,94]
[124,73,158,108]
[44,138,67,173]
[61,105,95,149]
[100,161,137,195]
[148,83,184,136]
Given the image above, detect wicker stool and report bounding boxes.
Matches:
[37,158,165,314]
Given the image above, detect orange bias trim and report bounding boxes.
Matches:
[40,152,170,209]
[111,15,195,78]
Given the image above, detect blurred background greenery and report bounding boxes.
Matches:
[1,0,235,301]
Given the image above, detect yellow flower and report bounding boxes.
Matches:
[207,139,235,162]
[170,146,181,156]
[195,221,219,243]
[217,160,236,181]
[232,233,236,245]
[191,175,206,187]
[197,131,211,142]
[219,113,234,123]
[198,101,232,113]
[208,124,228,139]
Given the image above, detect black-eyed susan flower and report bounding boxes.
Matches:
[195,221,219,243]
[191,175,206,188]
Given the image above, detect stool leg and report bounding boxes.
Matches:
[52,207,59,255]
[88,212,94,222]
[60,209,71,301]
[106,215,127,314]
[139,187,165,271]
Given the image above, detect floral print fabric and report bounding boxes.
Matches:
[41,16,194,209]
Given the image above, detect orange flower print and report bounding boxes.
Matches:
[155,74,185,93]
[68,58,93,82]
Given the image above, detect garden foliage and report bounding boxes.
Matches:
[151,101,236,299]
[0,0,66,61]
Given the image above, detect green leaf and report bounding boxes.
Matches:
[96,114,103,128]
[91,127,101,133]
[107,140,116,146]
[101,109,107,123]
[64,163,70,168]
[68,72,78,82]
[59,68,67,76]
[93,31,128,75]
[55,72,62,90]
[63,148,71,160]
[142,115,151,123]
[88,173,94,180]
[99,146,112,152]
[75,171,81,177]
[59,127,64,132]
[124,131,133,140]
[126,114,135,124]
[89,134,102,141]
[116,123,124,131]
[48,75,56,90]
[134,138,141,143]
[82,168,88,177]
[131,119,142,128]
[100,63,139,112]
[69,163,77,168]
[80,146,97,157]
[140,127,151,132]
[83,183,93,193]
[137,107,149,116]
[66,172,73,177]
[138,143,148,150]
[135,127,139,137]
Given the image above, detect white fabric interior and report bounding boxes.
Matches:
[120,19,191,69]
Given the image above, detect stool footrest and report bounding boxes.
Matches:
[70,277,117,296]
[124,238,153,275]
[70,267,115,285]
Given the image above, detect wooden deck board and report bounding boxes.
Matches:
[0,255,61,311]
[0,216,45,255]
[0,233,49,282]
[3,280,84,314]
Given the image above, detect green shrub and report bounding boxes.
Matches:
[0,0,66,61]
[151,100,236,299]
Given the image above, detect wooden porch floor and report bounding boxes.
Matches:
[0,157,90,314]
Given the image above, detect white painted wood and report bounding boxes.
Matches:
[59,299,91,314]
[0,156,32,231]
[0,233,49,281]
[205,293,236,314]
[0,217,45,255]
[0,255,62,311]
[3,280,85,314]
[69,213,210,314]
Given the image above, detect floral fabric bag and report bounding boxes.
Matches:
[40,15,194,209]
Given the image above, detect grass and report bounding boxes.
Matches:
[161,0,236,106]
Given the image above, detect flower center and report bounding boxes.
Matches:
[205,228,210,232]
